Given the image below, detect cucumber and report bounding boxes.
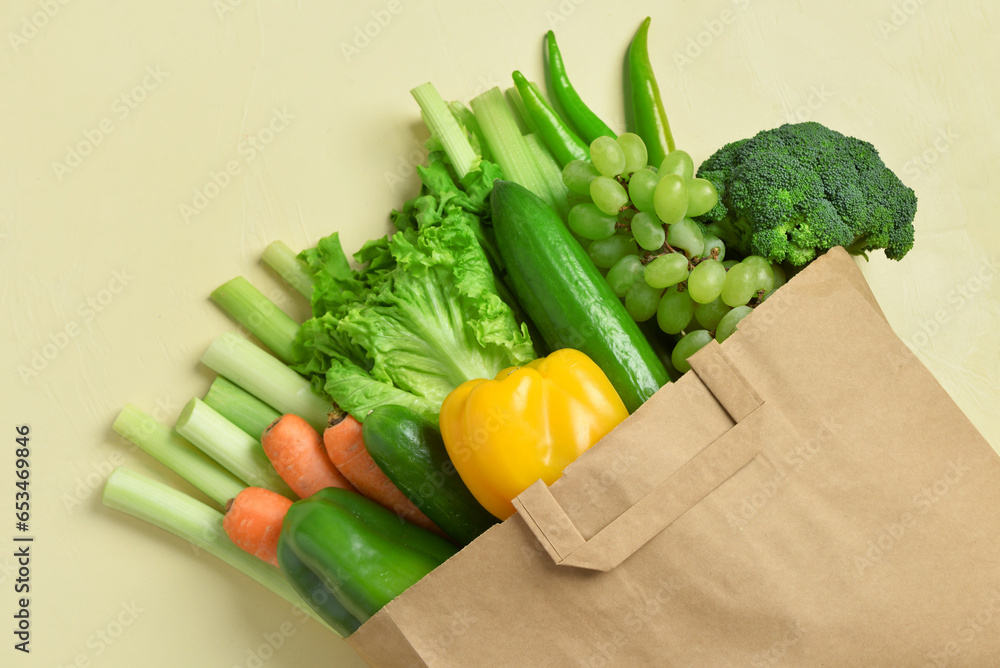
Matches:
[362,405,498,545]
[490,180,668,412]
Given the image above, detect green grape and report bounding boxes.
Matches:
[562,160,600,196]
[721,259,739,270]
[741,255,775,293]
[771,263,787,290]
[658,150,694,181]
[606,254,644,298]
[656,286,694,335]
[568,203,617,240]
[616,132,648,175]
[590,136,626,177]
[644,252,689,289]
[631,212,665,251]
[653,174,688,226]
[588,236,638,269]
[590,176,628,215]
[716,305,753,342]
[628,168,659,214]
[671,329,714,373]
[665,217,705,257]
[694,297,731,330]
[700,234,725,261]
[720,263,757,307]
[625,280,661,322]
[685,178,719,217]
[687,259,726,304]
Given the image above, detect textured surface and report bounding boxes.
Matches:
[1,0,996,666]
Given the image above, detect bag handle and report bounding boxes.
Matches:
[512,340,763,571]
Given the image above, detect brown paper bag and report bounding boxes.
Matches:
[349,247,1000,667]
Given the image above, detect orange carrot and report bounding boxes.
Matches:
[323,410,440,533]
[261,414,357,498]
[223,487,293,567]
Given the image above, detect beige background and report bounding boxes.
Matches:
[2,0,997,666]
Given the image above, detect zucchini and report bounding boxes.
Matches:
[490,180,668,412]
[362,405,498,545]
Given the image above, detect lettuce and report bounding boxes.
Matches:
[293,155,534,424]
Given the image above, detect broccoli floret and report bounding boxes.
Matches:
[695,122,917,266]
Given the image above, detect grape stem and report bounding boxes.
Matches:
[640,240,682,265]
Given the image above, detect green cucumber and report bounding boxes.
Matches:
[491,180,668,412]
[362,405,498,545]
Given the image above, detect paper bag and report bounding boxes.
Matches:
[348,247,1000,667]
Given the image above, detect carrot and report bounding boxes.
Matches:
[323,410,440,533]
[222,487,293,567]
[261,414,357,498]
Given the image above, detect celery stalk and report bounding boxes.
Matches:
[113,404,245,508]
[101,468,334,633]
[448,101,493,162]
[176,398,296,499]
[203,376,281,442]
[201,333,330,433]
[504,86,537,136]
[524,133,570,218]
[470,87,557,212]
[262,241,314,299]
[211,277,300,364]
[411,82,479,179]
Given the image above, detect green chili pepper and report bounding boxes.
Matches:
[277,487,458,629]
[628,17,675,167]
[511,70,590,167]
[543,30,616,143]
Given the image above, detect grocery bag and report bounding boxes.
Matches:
[348,247,1000,667]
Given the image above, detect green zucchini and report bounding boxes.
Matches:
[490,179,668,412]
[362,405,498,545]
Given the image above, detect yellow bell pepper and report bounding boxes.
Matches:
[439,349,628,520]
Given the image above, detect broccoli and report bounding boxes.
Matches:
[695,122,917,267]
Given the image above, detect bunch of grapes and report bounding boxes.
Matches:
[561,134,786,372]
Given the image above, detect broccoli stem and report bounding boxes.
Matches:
[845,234,873,258]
